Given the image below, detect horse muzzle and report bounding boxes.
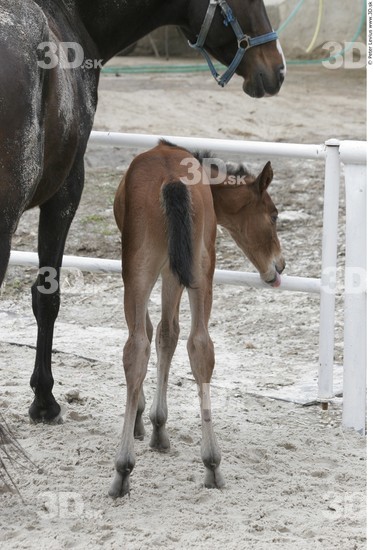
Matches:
[243,65,285,98]
[262,257,285,288]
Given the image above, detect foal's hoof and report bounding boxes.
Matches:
[204,466,225,489]
[149,429,170,452]
[29,398,62,424]
[134,418,146,441]
[108,471,131,498]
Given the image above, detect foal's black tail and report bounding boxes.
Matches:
[162,180,193,288]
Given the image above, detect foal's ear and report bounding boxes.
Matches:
[255,161,273,194]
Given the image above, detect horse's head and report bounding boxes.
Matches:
[184,0,285,97]
[211,161,285,287]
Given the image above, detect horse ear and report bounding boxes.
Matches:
[255,161,273,194]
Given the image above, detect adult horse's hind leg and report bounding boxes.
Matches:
[187,262,225,489]
[29,160,85,423]
[149,271,183,451]
[0,230,13,287]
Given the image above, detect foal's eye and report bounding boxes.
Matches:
[270,214,278,224]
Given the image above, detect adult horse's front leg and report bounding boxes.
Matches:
[29,162,85,423]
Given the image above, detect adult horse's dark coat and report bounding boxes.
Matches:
[0,0,285,422]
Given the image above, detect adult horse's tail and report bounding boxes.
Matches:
[162,181,193,288]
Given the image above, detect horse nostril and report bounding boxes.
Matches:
[276,261,285,274]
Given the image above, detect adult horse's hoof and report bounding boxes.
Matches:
[108,471,131,498]
[29,397,62,424]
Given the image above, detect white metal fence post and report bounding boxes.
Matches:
[340,141,367,434]
[318,139,341,407]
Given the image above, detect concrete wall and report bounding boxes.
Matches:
[266,0,366,58]
[130,0,366,59]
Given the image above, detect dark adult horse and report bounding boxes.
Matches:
[0,0,285,424]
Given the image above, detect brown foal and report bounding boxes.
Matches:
[109,140,285,497]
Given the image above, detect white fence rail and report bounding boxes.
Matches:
[9,132,367,433]
[8,251,321,294]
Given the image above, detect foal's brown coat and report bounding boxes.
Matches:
[110,141,284,497]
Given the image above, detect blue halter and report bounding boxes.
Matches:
[189,0,278,87]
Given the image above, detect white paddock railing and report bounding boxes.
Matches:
[8,132,367,433]
[8,250,321,293]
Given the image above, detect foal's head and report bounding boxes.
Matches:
[210,161,285,286]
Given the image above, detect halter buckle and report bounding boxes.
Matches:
[238,36,251,51]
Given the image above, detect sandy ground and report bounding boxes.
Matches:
[0,58,366,549]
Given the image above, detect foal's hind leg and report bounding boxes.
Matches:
[109,269,158,498]
[187,268,224,489]
[149,271,183,451]
[29,161,85,423]
[134,310,153,441]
